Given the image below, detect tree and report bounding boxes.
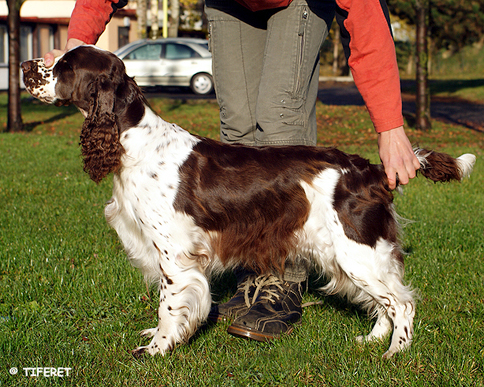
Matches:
[168,0,180,37]
[389,0,484,52]
[389,0,432,130]
[137,0,148,39]
[415,0,431,130]
[429,0,484,52]
[150,0,159,39]
[389,1,484,130]
[332,24,340,76]
[6,0,25,133]
[180,0,207,32]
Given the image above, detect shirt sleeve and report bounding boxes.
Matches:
[67,0,128,45]
[336,0,404,133]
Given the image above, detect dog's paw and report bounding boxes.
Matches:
[355,333,388,345]
[131,346,148,358]
[355,335,366,344]
[140,328,157,338]
[382,347,398,359]
[131,338,169,357]
[131,344,166,357]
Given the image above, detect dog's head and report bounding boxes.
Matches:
[22,46,146,183]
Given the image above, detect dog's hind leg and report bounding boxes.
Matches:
[356,305,393,343]
[380,300,415,358]
[355,299,415,359]
[327,237,415,358]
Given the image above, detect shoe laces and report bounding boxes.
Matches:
[243,274,284,308]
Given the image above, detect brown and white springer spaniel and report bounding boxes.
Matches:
[21,46,475,358]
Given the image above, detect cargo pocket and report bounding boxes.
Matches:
[293,6,309,98]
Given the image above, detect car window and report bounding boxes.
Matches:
[164,43,200,60]
[125,44,162,60]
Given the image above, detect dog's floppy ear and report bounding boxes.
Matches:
[80,75,124,183]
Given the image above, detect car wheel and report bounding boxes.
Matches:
[190,73,214,95]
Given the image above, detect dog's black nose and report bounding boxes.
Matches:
[21,61,31,72]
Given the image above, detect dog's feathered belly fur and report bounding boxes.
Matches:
[20,46,476,359]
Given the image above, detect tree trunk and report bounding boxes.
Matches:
[6,0,23,132]
[150,0,159,39]
[137,0,147,39]
[406,52,413,76]
[332,25,340,76]
[168,0,179,38]
[415,0,431,131]
[198,0,208,33]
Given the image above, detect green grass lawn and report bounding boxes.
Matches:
[0,93,483,386]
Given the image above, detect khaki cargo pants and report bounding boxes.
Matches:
[205,0,336,282]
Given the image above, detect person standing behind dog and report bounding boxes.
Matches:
[44,0,420,343]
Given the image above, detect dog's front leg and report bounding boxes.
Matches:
[132,259,212,356]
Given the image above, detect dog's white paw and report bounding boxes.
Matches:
[131,346,148,358]
[355,335,366,344]
[140,328,157,338]
[131,343,163,357]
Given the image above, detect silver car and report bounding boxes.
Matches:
[113,38,214,95]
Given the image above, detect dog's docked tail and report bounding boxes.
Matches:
[414,148,476,183]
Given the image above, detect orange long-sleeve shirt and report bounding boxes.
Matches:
[67,0,403,133]
[335,0,403,132]
[67,0,128,46]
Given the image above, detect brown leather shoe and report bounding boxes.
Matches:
[227,275,303,341]
[208,275,257,323]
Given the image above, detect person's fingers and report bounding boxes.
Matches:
[44,49,66,67]
[385,167,397,190]
[378,126,420,190]
[413,152,422,171]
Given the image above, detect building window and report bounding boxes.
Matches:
[20,25,33,62]
[33,24,53,58]
[118,26,130,49]
[0,24,6,64]
[0,24,32,64]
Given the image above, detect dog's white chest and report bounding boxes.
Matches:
[104,114,200,277]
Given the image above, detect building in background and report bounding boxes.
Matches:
[0,0,138,90]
